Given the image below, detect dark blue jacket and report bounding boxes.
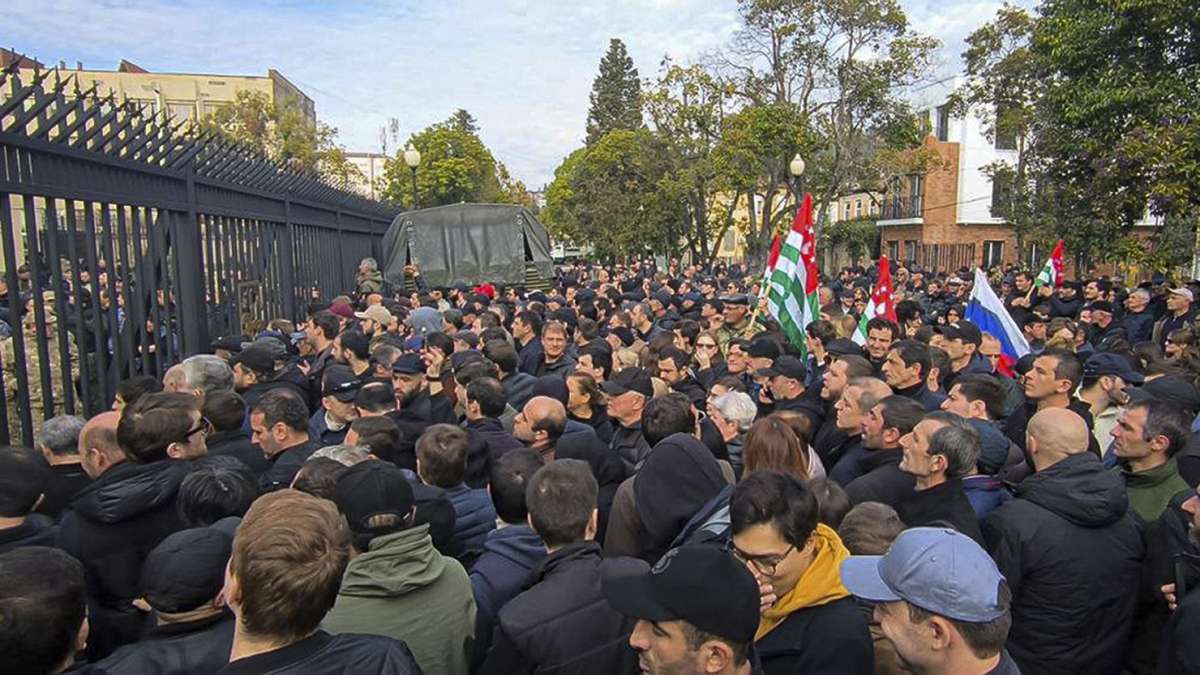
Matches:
[963,474,1013,522]
[502,372,537,412]
[308,409,349,448]
[444,484,497,556]
[0,513,59,554]
[464,417,524,489]
[1121,309,1154,344]
[470,525,546,669]
[517,338,543,376]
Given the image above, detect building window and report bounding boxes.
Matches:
[167,102,194,121]
[935,105,950,142]
[910,175,924,214]
[904,240,918,264]
[994,102,1018,150]
[983,241,1005,268]
[991,172,1013,218]
[855,200,863,217]
[888,240,900,261]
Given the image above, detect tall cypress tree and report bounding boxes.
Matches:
[585,38,642,145]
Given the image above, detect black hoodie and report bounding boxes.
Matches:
[634,433,726,563]
[982,452,1143,675]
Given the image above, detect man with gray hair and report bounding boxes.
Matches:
[177,355,235,403]
[308,443,372,467]
[896,411,984,545]
[708,391,757,478]
[35,415,90,520]
[355,256,383,297]
[1121,287,1154,343]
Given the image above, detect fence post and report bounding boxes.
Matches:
[176,167,207,355]
[281,198,297,321]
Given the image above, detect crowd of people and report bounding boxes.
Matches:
[3,254,1200,674]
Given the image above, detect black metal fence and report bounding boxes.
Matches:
[0,61,398,444]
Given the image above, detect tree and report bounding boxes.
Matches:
[198,90,363,187]
[378,111,525,209]
[585,39,643,145]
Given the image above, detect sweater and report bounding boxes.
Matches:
[1121,458,1191,523]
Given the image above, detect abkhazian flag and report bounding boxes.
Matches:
[767,193,820,356]
[757,232,783,301]
[852,255,899,346]
[1032,239,1064,289]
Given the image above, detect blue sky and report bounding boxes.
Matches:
[3,0,1029,187]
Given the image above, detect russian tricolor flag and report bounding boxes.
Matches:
[964,267,1030,376]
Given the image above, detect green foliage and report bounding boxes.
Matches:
[199,90,363,186]
[586,39,643,146]
[822,217,879,265]
[378,111,518,209]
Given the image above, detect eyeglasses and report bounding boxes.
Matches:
[725,540,795,574]
[183,416,213,441]
[696,342,718,349]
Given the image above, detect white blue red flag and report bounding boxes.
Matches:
[964,267,1030,375]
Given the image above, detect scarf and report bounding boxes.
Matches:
[756,523,852,640]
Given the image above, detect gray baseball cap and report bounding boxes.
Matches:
[839,527,1007,623]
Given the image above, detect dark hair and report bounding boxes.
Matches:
[0,446,48,517]
[312,311,340,340]
[490,449,545,524]
[890,339,931,379]
[483,339,519,375]
[454,361,498,387]
[877,395,925,437]
[1131,398,1191,456]
[744,417,808,479]
[348,416,403,464]
[950,375,1006,420]
[467,377,508,418]
[117,392,200,462]
[730,470,819,548]
[805,319,837,347]
[339,329,370,361]
[714,374,748,393]
[416,424,468,488]
[251,389,309,433]
[806,477,851,529]
[442,308,464,330]
[526,459,598,548]
[425,331,453,356]
[866,317,899,340]
[0,547,86,674]
[515,310,543,337]
[838,502,904,555]
[177,466,256,526]
[923,412,981,479]
[907,580,1013,660]
[354,382,396,414]
[204,391,247,432]
[1039,348,1084,391]
[292,458,348,500]
[833,354,874,378]
[642,393,695,446]
[116,375,163,407]
[658,347,690,371]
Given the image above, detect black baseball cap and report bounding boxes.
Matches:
[602,545,761,645]
[334,460,415,536]
[391,353,426,375]
[758,354,807,381]
[322,365,363,402]
[140,527,233,613]
[1083,353,1144,385]
[937,320,982,347]
[601,367,654,398]
[210,335,246,354]
[229,343,276,374]
[747,337,781,360]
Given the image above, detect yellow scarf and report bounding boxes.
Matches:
[756,523,852,640]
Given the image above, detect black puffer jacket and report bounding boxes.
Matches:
[982,452,1144,675]
[480,542,637,674]
[57,460,188,659]
[98,611,234,674]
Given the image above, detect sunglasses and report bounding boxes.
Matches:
[183,416,214,441]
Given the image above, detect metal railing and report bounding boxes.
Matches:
[0,59,399,444]
[879,195,923,221]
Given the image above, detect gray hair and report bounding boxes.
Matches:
[713,391,757,433]
[924,411,981,479]
[360,257,378,272]
[181,355,234,398]
[1131,288,1151,302]
[40,415,87,456]
[309,444,371,467]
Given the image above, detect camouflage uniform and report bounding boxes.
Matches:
[3,316,79,444]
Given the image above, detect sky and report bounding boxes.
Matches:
[3,0,1031,188]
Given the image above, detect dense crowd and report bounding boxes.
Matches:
[3,254,1200,675]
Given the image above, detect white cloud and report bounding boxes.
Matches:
[2,0,1014,187]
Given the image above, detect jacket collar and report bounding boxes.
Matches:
[525,541,599,589]
[222,630,332,674]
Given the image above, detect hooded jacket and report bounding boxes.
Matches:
[0,513,59,554]
[322,524,475,675]
[480,541,638,675]
[444,484,498,556]
[755,524,874,674]
[58,459,188,658]
[634,433,726,563]
[982,452,1144,675]
[470,525,547,668]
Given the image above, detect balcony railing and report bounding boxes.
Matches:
[879,195,923,221]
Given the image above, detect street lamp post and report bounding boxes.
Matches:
[789,153,806,207]
[403,143,421,209]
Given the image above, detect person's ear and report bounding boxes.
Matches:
[584,508,598,541]
[223,562,242,611]
[969,400,985,419]
[75,616,90,654]
[701,638,735,674]
[926,615,954,652]
[166,442,183,460]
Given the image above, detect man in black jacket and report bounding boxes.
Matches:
[844,395,923,507]
[58,408,190,659]
[983,407,1144,675]
[34,414,91,520]
[0,446,58,554]
[204,391,269,476]
[658,347,708,410]
[881,340,946,412]
[250,390,320,493]
[387,353,457,472]
[97,527,236,673]
[1160,487,1200,674]
[463,376,523,488]
[896,412,984,544]
[604,367,654,473]
[481,459,638,674]
[221,490,422,674]
[729,471,873,674]
[757,355,825,429]
[1004,348,1102,457]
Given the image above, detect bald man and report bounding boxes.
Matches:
[513,396,568,462]
[981,407,1144,675]
[77,411,126,479]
